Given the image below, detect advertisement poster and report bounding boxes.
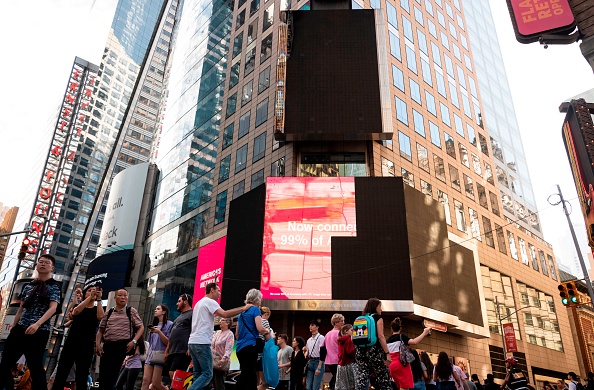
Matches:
[0,315,15,340]
[261,177,357,299]
[193,237,227,304]
[503,323,518,353]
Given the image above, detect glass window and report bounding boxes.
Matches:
[428,20,437,38]
[454,114,464,137]
[382,157,395,177]
[421,180,433,197]
[434,154,445,181]
[469,208,481,240]
[417,143,429,172]
[454,199,465,232]
[219,155,231,183]
[247,18,258,44]
[393,65,405,91]
[457,66,466,89]
[462,94,472,118]
[405,46,417,73]
[389,31,402,61]
[449,21,457,39]
[437,11,445,27]
[400,0,410,12]
[417,29,427,54]
[472,153,482,176]
[413,110,425,137]
[436,72,446,97]
[429,121,440,147]
[236,10,246,30]
[495,224,507,254]
[410,79,421,104]
[464,174,474,199]
[387,2,398,28]
[424,0,433,15]
[258,66,270,93]
[467,124,476,146]
[238,110,251,138]
[230,61,241,88]
[459,142,469,167]
[233,180,245,199]
[449,164,460,191]
[251,169,264,189]
[426,91,436,116]
[261,33,273,63]
[518,237,530,266]
[215,191,228,224]
[271,157,285,177]
[452,43,461,60]
[414,7,424,26]
[245,47,256,75]
[256,98,268,126]
[440,103,451,127]
[460,34,468,49]
[529,244,540,271]
[399,131,412,161]
[263,4,274,31]
[241,80,253,106]
[548,255,558,280]
[382,139,393,150]
[431,42,441,67]
[438,190,451,225]
[396,97,408,125]
[444,132,455,158]
[444,53,454,76]
[223,123,234,149]
[226,93,237,117]
[479,133,489,156]
[402,168,415,188]
[489,192,500,216]
[538,250,549,276]
[483,216,494,248]
[250,0,260,15]
[449,83,459,108]
[253,132,266,162]
[421,59,433,86]
[233,32,244,59]
[235,144,248,173]
[508,231,518,260]
[445,3,453,17]
[477,186,488,211]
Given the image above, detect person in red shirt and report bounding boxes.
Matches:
[336,324,356,390]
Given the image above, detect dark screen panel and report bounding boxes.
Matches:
[221,185,266,308]
[84,250,133,299]
[284,10,386,141]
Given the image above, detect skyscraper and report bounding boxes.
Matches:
[141,0,577,377]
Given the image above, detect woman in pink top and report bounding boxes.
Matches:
[211,318,235,390]
[321,313,344,390]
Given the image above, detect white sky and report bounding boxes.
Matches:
[0,0,593,275]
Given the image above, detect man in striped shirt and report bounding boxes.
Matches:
[95,288,144,390]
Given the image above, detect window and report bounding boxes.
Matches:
[449,164,460,191]
[469,208,481,240]
[251,169,264,188]
[241,80,253,106]
[425,91,436,116]
[467,124,477,146]
[508,231,518,260]
[236,10,246,30]
[429,121,440,147]
[454,114,464,137]
[371,0,380,7]
[223,123,234,149]
[438,190,451,225]
[215,191,228,224]
[436,71,446,97]
[258,66,271,93]
[421,180,432,197]
[392,65,405,91]
[230,61,241,88]
[245,47,256,75]
[399,131,412,161]
[495,224,507,254]
[479,133,489,156]
[263,4,274,31]
[233,180,245,199]
[431,42,441,67]
[421,59,433,86]
[402,168,414,188]
[382,157,395,177]
[477,183,488,209]
[256,98,268,126]
[261,33,273,63]
[428,20,437,37]
[529,244,540,271]
[459,142,469,167]
[462,94,472,118]
[269,157,285,177]
[389,31,402,61]
[518,238,529,266]
[444,132,455,158]
[396,97,408,125]
[464,174,474,199]
[405,46,417,73]
[235,144,248,173]
[219,155,231,183]
[387,2,398,28]
[483,216,494,248]
[471,154,482,177]
[247,19,258,44]
[400,0,410,12]
[417,144,429,172]
[489,192,500,216]
[239,111,251,138]
[413,110,425,137]
[417,29,427,54]
[233,33,244,58]
[440,103,451,126]
[538,250,549,276]
[449,83,459,108]
[452,43,461,60]
[226,93,237,117]
[485,162,494,185]
[454,199,465,232]
[437,11,446,27]
[253,132,266,162]
[250,0,260,15]
[468,76,478,98]
[424,0,433,15]
[410,79,421,104]
[414,7,424,26]
[434,155,445,181]
[548,255,557,280]
[441,32,450,50]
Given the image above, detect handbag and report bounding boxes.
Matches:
[262,338,280,387]
[213,353,230,371]
[171,369,193,390]
[398,334,415,366]
[150,350,165,365]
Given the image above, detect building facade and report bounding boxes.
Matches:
[0,206,18,271]
[138,0,579,383]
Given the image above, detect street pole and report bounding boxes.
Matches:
[0,229,30,238]
[551,185,594,305]
[495,296,507,358]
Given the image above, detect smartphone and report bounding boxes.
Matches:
[152,316,160,327]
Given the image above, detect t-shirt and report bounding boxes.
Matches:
[306,333,325,358]
[188,297,221,345]
[322,329,340,365]
[148,320,173,357]
[68,306,99,345]
[18,280,61,330]
[433,365,455,382]
[236,306,261,351]
[277,345,293,381]
[386,333,411,353]
[168,310,193,354]
[453,365,467,390]
[290,350,307,381]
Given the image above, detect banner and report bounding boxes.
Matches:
[503,323,518,353]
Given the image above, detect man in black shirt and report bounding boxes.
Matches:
[164,293,194,378]
[501,357,528,390]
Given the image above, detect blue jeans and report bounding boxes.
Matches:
[305,359,325,390]
[188,344,213,390]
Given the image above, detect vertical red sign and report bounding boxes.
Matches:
[503,323,518,353]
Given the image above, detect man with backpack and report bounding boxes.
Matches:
[0,254,61,390]
[500,357,528,390]
[569,372,585,390]
[95,288,144,390]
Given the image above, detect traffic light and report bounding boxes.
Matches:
[559,284,569,305]
[17,238,30,260]
[567,282,579,304]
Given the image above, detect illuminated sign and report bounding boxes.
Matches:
[23,58,99,267]
[261,177,357,299]
[506,0,576,43]
[193,237,227,304]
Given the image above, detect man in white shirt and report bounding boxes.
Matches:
[305,320,325,390]
[187,283,250,390]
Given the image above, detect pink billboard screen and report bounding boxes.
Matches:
[193,236,227,304]
[261,177,357,299]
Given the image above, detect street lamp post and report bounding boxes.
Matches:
[495,296,535,358]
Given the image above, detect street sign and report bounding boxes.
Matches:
[506,0,576,43]
[503,323,518,353]
[424,319,447,332]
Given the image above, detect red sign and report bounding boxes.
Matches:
[424,319,447,332]
[193,237,227,304]
[503,323,518,353]
[507,0,575,43]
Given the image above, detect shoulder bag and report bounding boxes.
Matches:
[398,334,415,366]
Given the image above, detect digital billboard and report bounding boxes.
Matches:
[84,250,133,298]
[261,177,357,299]
[193,237,227,304]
